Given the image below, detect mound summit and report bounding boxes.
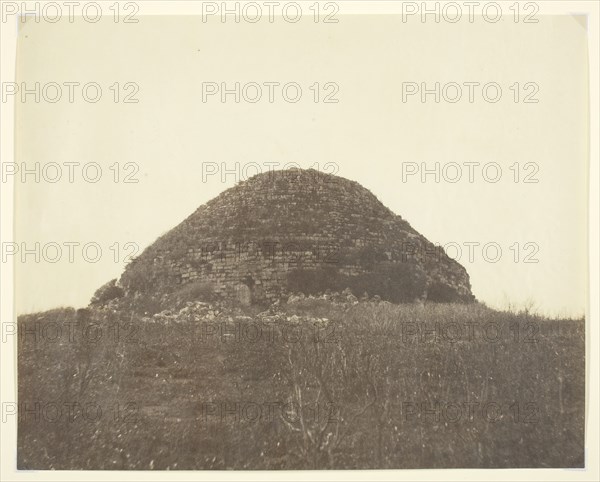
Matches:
[110,169,474,309]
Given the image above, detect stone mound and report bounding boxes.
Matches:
[114,168,474,308]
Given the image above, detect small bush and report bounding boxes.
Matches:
[287,267,342,294]
[287,262,428,303]
[173,280,217,303]
[427,281,460,302]
[90,279,123,305]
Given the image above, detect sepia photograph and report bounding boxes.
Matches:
[1,1,598,479]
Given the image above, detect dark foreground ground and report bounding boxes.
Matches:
[17,298,584,469]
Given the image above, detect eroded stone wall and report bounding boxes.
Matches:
[119,169,474,304]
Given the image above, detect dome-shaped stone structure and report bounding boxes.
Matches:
[118,169,475,305]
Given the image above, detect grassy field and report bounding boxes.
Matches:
[17,299,584,469]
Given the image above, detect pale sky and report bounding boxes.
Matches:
[14,15,588,317]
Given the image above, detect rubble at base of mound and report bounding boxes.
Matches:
[125,288,392,325]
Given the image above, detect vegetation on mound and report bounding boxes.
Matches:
[17,300,584,469]
[286,264,429,303]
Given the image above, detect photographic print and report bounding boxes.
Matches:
[1,1,597,478]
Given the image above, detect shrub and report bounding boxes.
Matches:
[287,267,342,294]
[426,281,459,302]
[287,262,427,303]
[356,246,388,269]
[90,279,124,305]
[173,280,217,303]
